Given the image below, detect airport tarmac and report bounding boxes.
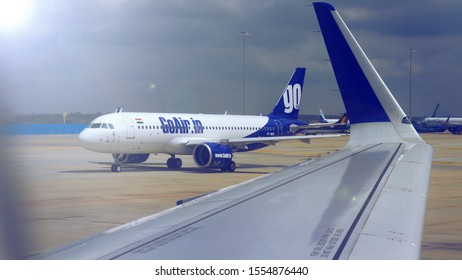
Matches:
[4,133,462,259]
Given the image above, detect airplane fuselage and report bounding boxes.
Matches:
[78,112,306,155]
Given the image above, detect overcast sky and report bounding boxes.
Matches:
[1,0,462,118]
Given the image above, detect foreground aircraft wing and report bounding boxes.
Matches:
[38,2,432,260]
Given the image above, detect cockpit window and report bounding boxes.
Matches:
[90,123,102,128]
[88,122,115,129]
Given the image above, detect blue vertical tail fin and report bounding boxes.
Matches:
[269,67,306,120]
[313,2,422,145]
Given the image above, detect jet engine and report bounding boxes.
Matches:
[112,153,150,164]
[193,143,236,172]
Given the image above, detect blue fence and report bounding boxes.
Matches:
[3,124,87,135]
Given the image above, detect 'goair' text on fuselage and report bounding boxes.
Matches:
[159,117,204,134]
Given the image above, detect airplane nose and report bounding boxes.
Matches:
[78,129,94,150]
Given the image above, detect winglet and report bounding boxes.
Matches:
[269,67,306,120]
[313,2,423,146]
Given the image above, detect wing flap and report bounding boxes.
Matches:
[349,143,432,259]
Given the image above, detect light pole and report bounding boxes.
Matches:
[409,48,415,122]
[239,31,249,115]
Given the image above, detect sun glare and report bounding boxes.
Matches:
[0,0,34,32]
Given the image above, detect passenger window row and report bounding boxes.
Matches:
[136,125,275,131]
[89,122,275,132]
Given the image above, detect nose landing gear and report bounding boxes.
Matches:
[111,163,122,172]
[111,153,123,172]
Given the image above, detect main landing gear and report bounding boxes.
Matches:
[220,161,236,172]
[167,156,182,169]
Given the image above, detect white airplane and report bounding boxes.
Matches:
[420,117,462,126]
[419,103,462,126]
[37,2,432,259]
[291,110,350,135]
[300,112,350,135]
[78,68,340,172]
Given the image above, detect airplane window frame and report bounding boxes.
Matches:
[90,123,102,129]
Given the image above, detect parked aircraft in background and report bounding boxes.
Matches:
[294,112,350,135]
[421,104,462,125]
[38,2,432,260]
[420,117,462,126]
[78,68,341,172]
[412,104,462,133]
[421,117,462,127]
[412,119,448,133]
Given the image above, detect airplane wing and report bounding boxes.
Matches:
[37,2,432,260]
[224,134,342,144]
[185,134,343,147]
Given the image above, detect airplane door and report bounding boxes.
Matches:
[275,120,283,136]
[123,117,136,139]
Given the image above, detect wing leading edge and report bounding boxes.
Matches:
[37,2,432,259]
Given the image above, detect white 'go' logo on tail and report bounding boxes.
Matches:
[283,84,301,113]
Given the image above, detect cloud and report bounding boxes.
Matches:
[1,0,462,118]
